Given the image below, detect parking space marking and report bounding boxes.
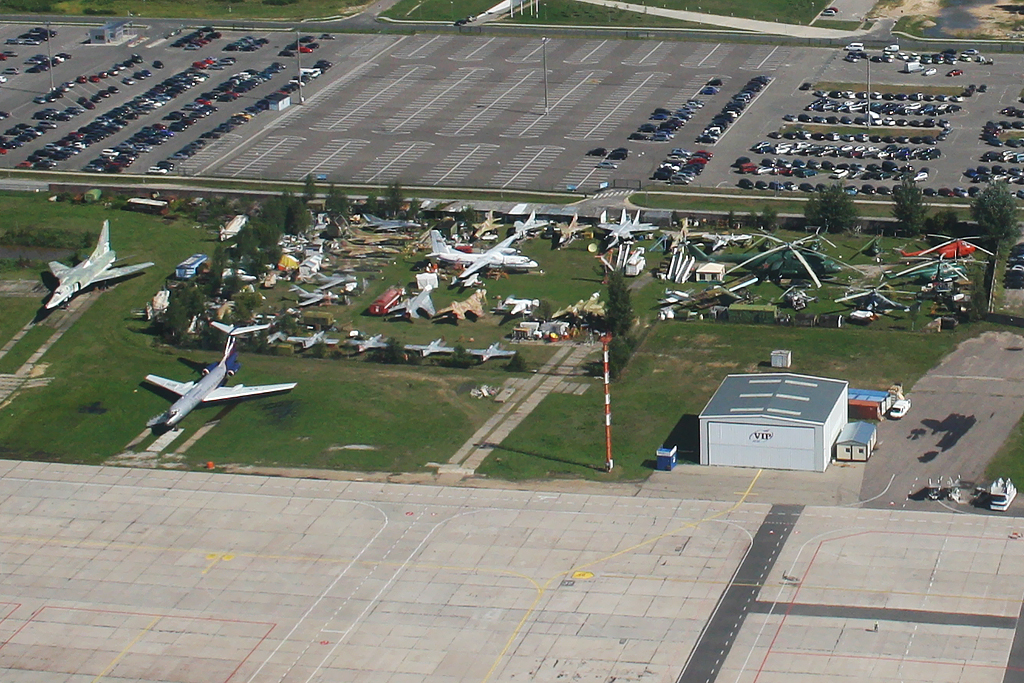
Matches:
[221,135,305,178]
[622,41,667,67]
[508,40,546,63]
[378,67,491,135]
[681,43,729,69]
[450,37,504,62]
[346,35,402,61]
[565,40,615,65]
[742,45,790,71]
[284,139,370,180]
[562,159,614,192]
[313,64,433,132]
[503,70,610,138]
[390,34,452,60]
[190,133,246,175]
[355,141,433,183]
[491,145,564,189]
[567,71,669,140]
[439,69,539,138]
[421,143,499,185]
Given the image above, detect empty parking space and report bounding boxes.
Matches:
[491,144,564,189]
[284,138,370,180]
[438,69,541,138]
[421,143,499,185]
[566,71,670,140]
[220,135,305,178]
[354,140,434,183]
[377,67,492,135]
[309,64,432,133]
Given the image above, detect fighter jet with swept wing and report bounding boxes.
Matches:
[359,214,422,232]
[597,209,657,251]
[284,329,342,349]
[468,342,516,362]
[428,230,538,286]
[512,211,550,239]
[44,220,154,309]
[346,333,388,353]
[404,338,456,357]
[143,322,296,429]
[498,296,540,316]
[390,286,435,320]
[553,214,585,248]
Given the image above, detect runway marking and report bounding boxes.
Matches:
[354,141,433,184]
[422,143,499,186]
[439,69,539,138]
[90,615,161,683]
[567,71,668,140]
[202,553,235,574]
[317,64,432,133]
[378,67,491,135]
[481,470,764,683]
[503,70,609,138]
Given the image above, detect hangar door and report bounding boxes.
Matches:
[707,422,818,471]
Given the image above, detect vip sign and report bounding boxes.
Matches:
[749,429,774,442]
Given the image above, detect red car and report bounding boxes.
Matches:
[298,46,313,53]
[947,69,963,77]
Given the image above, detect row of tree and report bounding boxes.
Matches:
[807,180,1021,248]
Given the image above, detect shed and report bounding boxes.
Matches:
[836,421,877,461]
[700,372,848,472]
[694,262,726,282]
[268,92,291,111]
[729,303,778,325]
[88,20,134,45]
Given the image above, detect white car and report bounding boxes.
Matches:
[923,68,937,76]
[889,399,911,419]
[147,166,169,175]
[845,42,864,52]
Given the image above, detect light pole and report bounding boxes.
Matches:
[542,37,549,115]
[45,20,54,93]
[866,57,871,131]
[294,29,304,104]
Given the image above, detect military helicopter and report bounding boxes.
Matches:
[689,235,847,287]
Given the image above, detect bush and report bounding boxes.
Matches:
[505,352,528,373]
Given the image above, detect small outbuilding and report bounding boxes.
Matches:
[88,20,134,45]
[835,421,877,461]
[694,261,726,282]
[700,372,848,472]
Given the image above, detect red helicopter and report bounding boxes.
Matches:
[899,236,993,260]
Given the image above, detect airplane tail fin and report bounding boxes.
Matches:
[211,322,271,337]
[620,209,628,226]
[91,220,111,260]
[599,209,607,224]
[687,242,711,261]
[429,230,454,255]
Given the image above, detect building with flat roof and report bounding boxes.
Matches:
[88,20,135,45]
[699,372,848,472]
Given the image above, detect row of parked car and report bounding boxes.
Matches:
[1006,243,1024,289]
[4,26,55,46]
[650,148,712,184]
[802,96,962,117]
[695,75,770,145]
[751,139,942,162]
[628,98,705,143]
[171,26,222,50]
[963,165,1024,185]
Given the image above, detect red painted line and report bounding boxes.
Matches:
[225,623,277,683]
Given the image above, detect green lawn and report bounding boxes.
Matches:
[482,321,984,480]
[506,0,718,27]
[0,298,39,353]
[0,325,52,374]
[22,0,365,21]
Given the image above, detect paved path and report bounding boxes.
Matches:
[445,342,597,472]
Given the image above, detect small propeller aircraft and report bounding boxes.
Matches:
[498,296,540,316]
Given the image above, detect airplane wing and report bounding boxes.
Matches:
[143,374,195,397]
[48,261,72,279]
[203,382,297,403]
[458,256,493,282]
[92,261,155,285]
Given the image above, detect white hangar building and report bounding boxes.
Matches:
[699,373,848,472]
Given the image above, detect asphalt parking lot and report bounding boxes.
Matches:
[4,461,1024,683]
[0,25,1020,195]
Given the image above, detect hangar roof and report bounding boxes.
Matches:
[700,373,848,425]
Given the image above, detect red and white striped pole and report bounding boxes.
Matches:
[601,334,613,472]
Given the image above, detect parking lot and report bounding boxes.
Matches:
[0,25,1020,195]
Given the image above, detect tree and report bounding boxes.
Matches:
[605,270,633,338]
[805,183,859,234]
[362,194,379,217]
[325,184,350,221]
[757,205,778,232]
[302,174,317,204]
[442,344,475,369]
[607,336,632,380]
[891,177,927,237]
[923,208,959,236]
[371,338,406,365]
[505,352,528,373]
[160,285,205,345]
[382,182,404,218]
[972,182,1020,247]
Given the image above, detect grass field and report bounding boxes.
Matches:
[483,321,984,480]
[0,298,38,353]
[15,0,364,21]
[505,0,717,27]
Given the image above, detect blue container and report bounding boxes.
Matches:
[656,446,677,471]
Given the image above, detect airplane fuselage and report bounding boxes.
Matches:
[152,363,228,428]
[47,250,117,309]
